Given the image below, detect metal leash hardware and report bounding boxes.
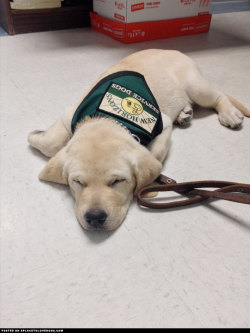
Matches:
[137,174,250,209]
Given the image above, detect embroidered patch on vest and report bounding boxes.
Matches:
[98,83,160,135]
[71,71,163,146]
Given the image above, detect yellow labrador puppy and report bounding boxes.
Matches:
[28,49,250,231]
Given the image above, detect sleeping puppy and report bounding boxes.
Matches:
[28,49,250,231]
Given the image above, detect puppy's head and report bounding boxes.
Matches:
[39,119,162,230]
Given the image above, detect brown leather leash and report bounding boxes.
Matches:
[137,174,250,209]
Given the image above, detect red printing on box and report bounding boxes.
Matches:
[114,13,125,21]
[131,2,145,12]
[90,11,212,43]
[180,0,196,5]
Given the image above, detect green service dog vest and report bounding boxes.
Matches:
[71,71,163,146]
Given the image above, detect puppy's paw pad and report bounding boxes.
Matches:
[183,107,193,116]
[175,106,193,127]
[175,112,192,127]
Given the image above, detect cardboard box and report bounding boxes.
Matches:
[93,0,211,23]
[90,11,212,43]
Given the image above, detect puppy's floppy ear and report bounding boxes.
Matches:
[39,147,68,185]
[133,146,162,195]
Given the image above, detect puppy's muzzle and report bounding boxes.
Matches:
[84,209,107,228]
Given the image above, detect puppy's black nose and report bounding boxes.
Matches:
[84,209,107,227]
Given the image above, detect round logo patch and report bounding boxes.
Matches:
[121,97,143,115]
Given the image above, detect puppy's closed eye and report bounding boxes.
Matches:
[73,179,86,189]
[109,179,126,187]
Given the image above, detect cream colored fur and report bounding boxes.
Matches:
[28,49,249,230]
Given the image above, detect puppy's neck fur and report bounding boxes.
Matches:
[73,117,140,149]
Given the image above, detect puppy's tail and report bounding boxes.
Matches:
[227,95,250,117]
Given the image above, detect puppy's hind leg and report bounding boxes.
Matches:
[28,119,71,157]
[186,68,245,129]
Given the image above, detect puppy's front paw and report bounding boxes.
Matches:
[141,191,158,198]
[218,107,244,129]
[27,130,53,157]
[27,130,44,146]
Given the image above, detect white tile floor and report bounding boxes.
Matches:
[1,11,250,328]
